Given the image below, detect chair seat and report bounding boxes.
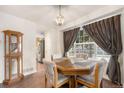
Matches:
[57,73,69,84]
[77,74,95,84]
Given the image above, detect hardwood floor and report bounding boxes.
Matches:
[0,63,46,88]
[0,63,122,88]
[101,79,122,88]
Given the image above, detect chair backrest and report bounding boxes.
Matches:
[52,54,63,60]
[98,59,107,84]
[94,59,107,87]
[53,57,71,63]
[43,60,58,86]
[76,53,88,60]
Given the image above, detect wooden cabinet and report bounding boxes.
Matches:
[3,30,24,85]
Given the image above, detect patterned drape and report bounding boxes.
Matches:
[63,27,80,56]
[83,15,122,84]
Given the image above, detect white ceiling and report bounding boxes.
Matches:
[0,5,111,31]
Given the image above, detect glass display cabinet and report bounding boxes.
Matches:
[3,30,24,85]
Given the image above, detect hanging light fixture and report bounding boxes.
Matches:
[56,5,64,26]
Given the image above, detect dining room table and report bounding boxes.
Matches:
[55,58,91,88]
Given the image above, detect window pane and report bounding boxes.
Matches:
[80,31,83,36]
[89,37,94,42]
[75,44,82,53]
[68,45,74,56]
[83,36,89,42]
[76,37,79,43]
[80,36,83,43]
[83,31,87,35]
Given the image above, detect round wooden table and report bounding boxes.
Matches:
[56,60,90,88]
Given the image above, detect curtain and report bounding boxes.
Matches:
[83,15,122,84]
[63,27,80,56]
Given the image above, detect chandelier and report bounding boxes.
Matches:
[56,5,64,26]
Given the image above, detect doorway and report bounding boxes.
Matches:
[36,35,45,72]
[36,37,45,63]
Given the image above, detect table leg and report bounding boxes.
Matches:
[70,75,76,88]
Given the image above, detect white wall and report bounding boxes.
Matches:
[0,12,38,83]
[45,30,63,60]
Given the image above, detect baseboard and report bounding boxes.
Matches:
[0,67,37,84]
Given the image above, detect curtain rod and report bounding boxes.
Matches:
[61,7,124,32]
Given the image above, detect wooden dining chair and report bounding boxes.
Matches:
[75,61,106,88]
[43,60,71,88]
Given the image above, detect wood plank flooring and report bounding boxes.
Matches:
[0,63,122,88]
